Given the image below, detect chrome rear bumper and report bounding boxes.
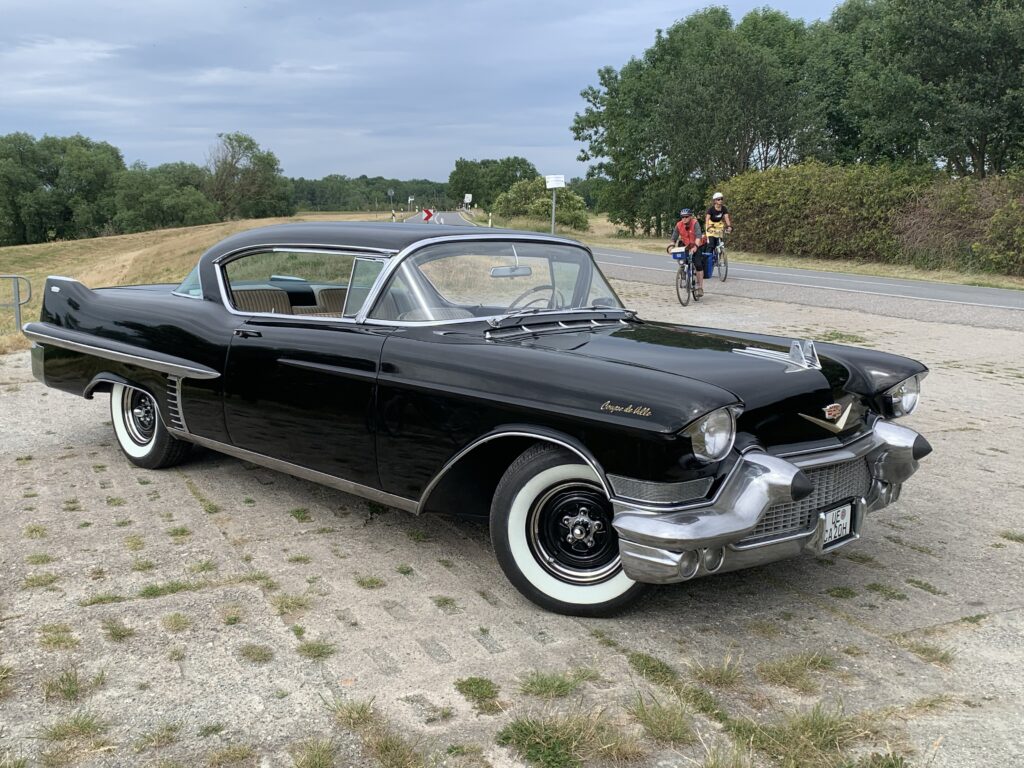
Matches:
[613,420,931,584]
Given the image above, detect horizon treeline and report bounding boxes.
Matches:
[573,0,1024,236]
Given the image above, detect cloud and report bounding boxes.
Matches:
[0,0,828,179]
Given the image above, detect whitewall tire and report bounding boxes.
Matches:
[110,383,192,469]
[490,444,647,616]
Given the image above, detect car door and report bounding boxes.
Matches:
[220,248,390,487]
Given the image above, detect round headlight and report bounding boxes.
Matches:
[684,407,737,463]
[886,375,921,417]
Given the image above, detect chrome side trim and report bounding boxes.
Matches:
[416,428,611,513]
[171,431,417,514]
[166,375,188,433]
[23,325,220,381]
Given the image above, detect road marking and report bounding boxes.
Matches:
[596,261,1024,311]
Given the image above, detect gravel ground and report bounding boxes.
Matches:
[1,278,1022,767]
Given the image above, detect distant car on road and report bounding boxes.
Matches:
[25,222,931,615]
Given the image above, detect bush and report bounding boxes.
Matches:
[721,162,1024,275]
[493,177,589,231]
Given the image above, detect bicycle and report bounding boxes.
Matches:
[668,246,699,306]
[705,227,729,282]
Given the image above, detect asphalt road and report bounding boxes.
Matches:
[419,210,1024,331]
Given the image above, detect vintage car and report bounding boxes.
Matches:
[24,222,931,615]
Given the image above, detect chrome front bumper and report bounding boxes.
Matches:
[612,420,931,584]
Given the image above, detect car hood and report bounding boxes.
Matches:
[510,321,926,447]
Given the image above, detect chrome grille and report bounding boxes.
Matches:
[608,475,713,505]
[744,458,871,543]
[166,375,186,431]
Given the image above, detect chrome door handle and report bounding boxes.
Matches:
[233,329,262,339]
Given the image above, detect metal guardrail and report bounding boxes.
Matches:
[1,275,32,331]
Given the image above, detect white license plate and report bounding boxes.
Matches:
[822,503,853,547]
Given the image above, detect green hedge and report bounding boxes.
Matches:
[718,162,1024,276]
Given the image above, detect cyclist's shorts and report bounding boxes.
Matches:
[692,251,708,272]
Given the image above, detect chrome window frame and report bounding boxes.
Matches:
[356,234,625,326]
[213,244,395,324]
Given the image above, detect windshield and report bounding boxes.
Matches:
[368,241,623,323]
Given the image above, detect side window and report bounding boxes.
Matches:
[344,259,386,317]
[174,266,202,298]
[223,250,354,316]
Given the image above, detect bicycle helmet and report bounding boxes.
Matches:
[679,208,692,216]
[712,192,723,200]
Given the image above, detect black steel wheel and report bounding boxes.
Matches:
[490,444,647,616]
[110,383,192,469]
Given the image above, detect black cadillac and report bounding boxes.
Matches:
[24,222,931,615]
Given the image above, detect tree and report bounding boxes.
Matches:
[447,156,538,209]
[206,132,295,219]
[113,162,217,233]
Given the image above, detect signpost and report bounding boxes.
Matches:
[387,187,395,209]
[463,193,472,207]
[545,175,565,234]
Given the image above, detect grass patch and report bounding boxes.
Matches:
[628,693,696,745]
[756,652,837,694]
[628,651,679,687]
[161,613,191,632]
[906,578,946,596]
[206,744,256,766]
[866,583,908,601]
[287,554,312,564]
[356,575,386,589]
[406,529,431,542]
[290,738,337,768]
[79,592,126,606]
[166,525,192,540]
[222,604,244,625]
[134,721,182,752]
[26,552,54,565]
[199,723,226,737]
[40,709,109,741]
[497,711,644,768]
[328,697,427,768]
[0,665,13,699]
[840,551,877,565]
[41,666,106,702]
[330,698,376,729]
[825,586,858,599]
[39,623,78,650]
[189,559,218,574]
[131,558,155,572]
[272,593,312,615]
[297,639,336,661]
[232,571,279,591]
[24,524,47,539]
[960,613,987,624]
[690,655,743,689]
[396,564,413,576]
[100,617,135,642]
[999,530,1024,544]
[520,668,599,699]
[431,595,457,611]
[289,507,311,522]
[124,534,145,551]
[22,572,59,589]
[139,580,202,598]
[239,644,274,664]
[105,496,126,507]
[438,558,454,569]
[726,704,866,768]
[900,639,955,666]
[455,676,501,714]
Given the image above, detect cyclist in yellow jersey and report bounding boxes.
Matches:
[704,192,732,261]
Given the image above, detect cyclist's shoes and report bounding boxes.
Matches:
[696,287,704,298]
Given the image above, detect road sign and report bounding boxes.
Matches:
[423,208,434,222]
[464,193,472,204]
[545,175,565,189]
[408,195,414,203]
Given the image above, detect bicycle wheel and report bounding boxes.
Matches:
[691,268,701,302]
[676,264,691,306]
[718,245,728,282]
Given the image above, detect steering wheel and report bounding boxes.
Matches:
[507,284,565,311]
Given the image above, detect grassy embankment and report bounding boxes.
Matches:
[3,208,1021,353]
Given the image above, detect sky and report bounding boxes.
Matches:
[0,0,833,182]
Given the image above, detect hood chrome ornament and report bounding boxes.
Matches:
[733,339,822,372]
[800,401,855,433]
